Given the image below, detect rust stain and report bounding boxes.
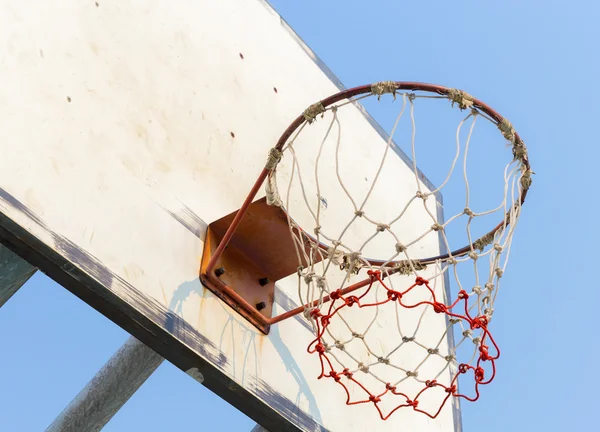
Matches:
[159,282,168,305]
[51,159,60,175]
[24,189,41,210]
[123,263,144,281]
[89,42,99,56]
[154,160,170,173]
[257,331,265,351]
[135,124,147,139]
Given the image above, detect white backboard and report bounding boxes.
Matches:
[0,1,460,430]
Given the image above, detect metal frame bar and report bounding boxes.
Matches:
[201,81,530,334]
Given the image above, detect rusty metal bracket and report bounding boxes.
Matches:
[200,197,318,334]
[200,196,378,334]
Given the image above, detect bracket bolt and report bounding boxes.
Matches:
[256,302,267,311]
[215,267,226,277]
[258,277,270,286]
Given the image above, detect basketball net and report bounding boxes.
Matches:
[265,82,531,420]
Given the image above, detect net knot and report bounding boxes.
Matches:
[408,399,419,408]
[354,210,365,217]
[341,252,363,275]
[449,318,461,325]
[493,243,503,252]
[366,269,381,278]
[521,168,533,189]
[447,88,474,110]
[395,242,406,253]
[406,371,418,378]
[458,290,469,299]
[463,329,473,337]
[377,357,390,365]
[445,354,456,362]
[303,272,316,285]
[425,380,437,388]
[396,260,426,275]
[330,289,343,300]
[498,117,516,143]
[431,223,443,232]
[387,290,401,301]
[485,282,495,291]
[386,383,397,392]
[472,337,481,345]
[447,257,457,265]
[352,332,364,340]
[303,102,325,124]
[327,247,344,266]
[415,190,429,200]
[313,225,321,235]
[479,344,492,361]
[458,364,469,374]
[468,251,479,261]
[433,302,448,314]
[265,175,283,207]
[371,81,398,100]
[320,316,330,327]
[265,148,282,170]
[358,363,369,373]
[316,276,326,289]
[472,285,483,295]
[342,368,353,378]
[475,367,485,382]
[471,316,488,329]
[513,139,528,161]
[369,395,381,403]
[415,276,428,286]
[495,268,504,278]
[376,223,389,232]
[402,336,415,343]
[446,385,457,394]
[473,232,495,252]
[427,348,439,355]
[464,207,475,217]
[334,340,345,350]
[345,295,359,307]
[330,371,341,382]
[315,343,326,354]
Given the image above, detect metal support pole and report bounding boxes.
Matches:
[0,243,36,307]
[0,242,266,431]
[45,336,164,432]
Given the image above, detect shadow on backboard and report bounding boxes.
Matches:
[167,277,324,429]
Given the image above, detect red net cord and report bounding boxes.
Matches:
[306,270,499,420]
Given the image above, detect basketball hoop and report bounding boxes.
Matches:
[200,82,531,420]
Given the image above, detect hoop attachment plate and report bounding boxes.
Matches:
[200,197,322,334]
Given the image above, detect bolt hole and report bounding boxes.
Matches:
[273,87,278,93]
[66,96,72,103]
[95,1,99,6]
[239,53,244,59]
[230,132,235,138]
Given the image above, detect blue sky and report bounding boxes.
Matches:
[1,0,598,430]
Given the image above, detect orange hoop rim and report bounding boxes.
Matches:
[271,81,531,268]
